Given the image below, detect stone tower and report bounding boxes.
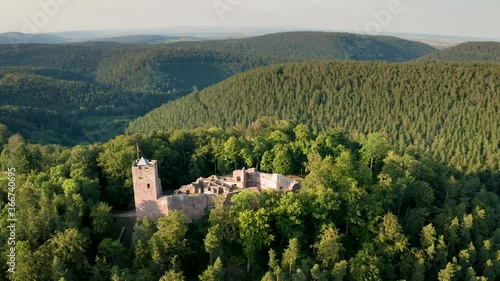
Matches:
[132,157,162,219]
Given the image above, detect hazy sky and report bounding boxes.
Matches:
[1,0,499,39]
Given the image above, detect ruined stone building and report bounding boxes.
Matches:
[132,158,301,222]
[176,168,300,195]
[132,157,212,221]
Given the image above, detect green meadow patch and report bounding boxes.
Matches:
[0,171,7,183]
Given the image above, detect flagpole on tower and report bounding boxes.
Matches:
[136,144,141,160]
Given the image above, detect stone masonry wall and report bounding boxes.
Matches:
[247,171,276,189]
[274,174,300,191]
[162,194,214,222]
[246,170,299,191]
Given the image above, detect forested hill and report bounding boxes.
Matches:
[88,35,201,44]
[418,41,500,63]
[170,32,437,61]
[0,42,132,77]
[0,32,69,44]
[127,61,500,177]
[0,67,172,145]
[0,32,437,144]
[96,32,436,93]
[0,32,436,94]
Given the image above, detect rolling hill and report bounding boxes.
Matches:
[0,32,437,94]
[1,30,500,281]
[176,31,437,61]
[418,41,500,63]
[89,35,201,44]
[0,42,132,77]
[127,61,500,177]
[94,32,436,93]
[0,67,172,144]
[0,32,69,44]
[0,32,439,144]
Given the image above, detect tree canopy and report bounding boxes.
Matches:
[1,122,499,280]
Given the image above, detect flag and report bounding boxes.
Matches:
[137,144,141,153]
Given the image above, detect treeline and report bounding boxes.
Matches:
[1,121,499,280]
[418,42,500,63]
[127,61,500,185]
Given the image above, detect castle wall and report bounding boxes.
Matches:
[247,170,300,191]
[274,174,300,191]
[136,199,169,221]
[233,170,243,181]
[162,194,214,222]
[247,171,276,189]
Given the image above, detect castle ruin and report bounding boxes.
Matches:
[176,168,300,195]
[132,158,300,222]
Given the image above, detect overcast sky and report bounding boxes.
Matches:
[0,0,499,39]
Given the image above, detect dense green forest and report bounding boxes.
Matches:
[1,32,436,93]
[95,32,434,93]
[0,67,173,145]
[0,42,120,76]
[127,61,500,184]
[169,32,436,61]
[0,32,438,144]
[1,121,500,280]
[1,32,500,281]
[418,42,500,63]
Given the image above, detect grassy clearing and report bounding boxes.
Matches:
[0,171,8,183]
